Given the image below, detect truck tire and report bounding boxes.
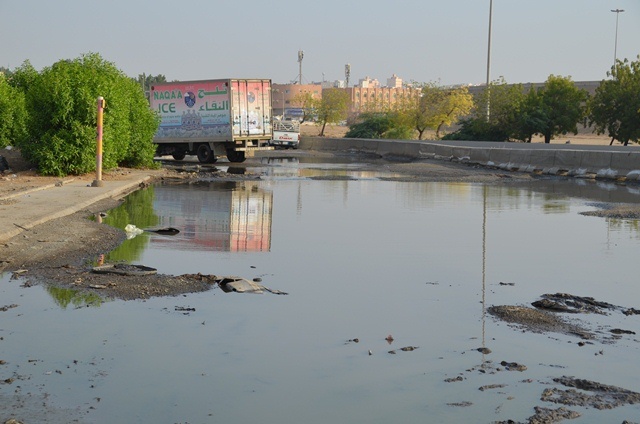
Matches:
[172,151,186,161]
[197,144,217,163]
[226,150,246,163]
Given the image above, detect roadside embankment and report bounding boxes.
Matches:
[0,169,162,244]
[301,137,640,181]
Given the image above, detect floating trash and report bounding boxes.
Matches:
[124,224,144,239]
[216,276,287,295]
[146,227,180,236]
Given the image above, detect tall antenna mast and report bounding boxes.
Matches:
[345,63,351,88]
[297,50,304,84]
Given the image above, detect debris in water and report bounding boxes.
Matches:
[216,276,287,295]
[0,304,18,312]
[146,227,180,235]
[532,293,616,315]
[447,401,472,407]
[541,376,640,410]
[124,224,144,239]
[500,361,527,372]
[479,384,506,391]
[610,328,636,335]
[175,306,196,312]
[92,263,157,276]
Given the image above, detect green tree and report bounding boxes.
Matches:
[511,86,546,143]
[135,73,167,93]
[19,53,159,176]
[291,91,318,123]
[8,60,39,92]
[0,73,28,147]
[404,83,473,139]
[536,75,588,143]
[444,78,523,141]
[316,88,349,136]
[589,57,640,146]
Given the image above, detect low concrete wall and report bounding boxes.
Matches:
[300,137,640,180]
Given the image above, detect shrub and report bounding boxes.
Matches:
[441,118,509,142]
[0,73,28,148]
[18,53,158,176]
[345,113,395,139]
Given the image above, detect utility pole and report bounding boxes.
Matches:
[485,0,493,122]
[611,9,625,68]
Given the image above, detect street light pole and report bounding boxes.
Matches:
[485,0,493,121]
[611,9,625,68]
[282,89,286,119]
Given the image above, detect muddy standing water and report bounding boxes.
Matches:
[2,158,640,423]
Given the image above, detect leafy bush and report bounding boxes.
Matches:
[441,117,509,142]
[17,53,158,176]
[0,73,28,148]
[345,113,395,139]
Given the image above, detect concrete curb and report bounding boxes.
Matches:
[300,137,640,180]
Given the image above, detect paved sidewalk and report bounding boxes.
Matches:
[0,171,155,243]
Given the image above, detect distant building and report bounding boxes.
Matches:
[386,74,402,88]
[319,80,346,89]
[344,85,416,116]
[272,83,322,119]
[357,76,380,88]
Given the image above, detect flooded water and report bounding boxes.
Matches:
[2,159,640,423]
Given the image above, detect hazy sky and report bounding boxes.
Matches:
[1,0,638,86]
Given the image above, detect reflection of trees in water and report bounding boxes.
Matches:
[609,219,640,236]
[103,186,159,262]
[47,286,103,309]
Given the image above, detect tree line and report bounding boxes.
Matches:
[301,57,639,146]
[1,53,639,176]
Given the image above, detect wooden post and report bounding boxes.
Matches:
[92,96,105,187]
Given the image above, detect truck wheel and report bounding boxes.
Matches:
[226,150,246,163]
[197,144,216,163]
[172,151,186,161]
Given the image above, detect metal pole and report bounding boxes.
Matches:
[485,0,493,121]
[92,96,105,187]
[611,9,625,68]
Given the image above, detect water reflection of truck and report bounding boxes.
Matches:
[151,181,272,252]
[150,79,274,163]
[271,120,300,149]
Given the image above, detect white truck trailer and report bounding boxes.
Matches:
[150,79,274,163]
